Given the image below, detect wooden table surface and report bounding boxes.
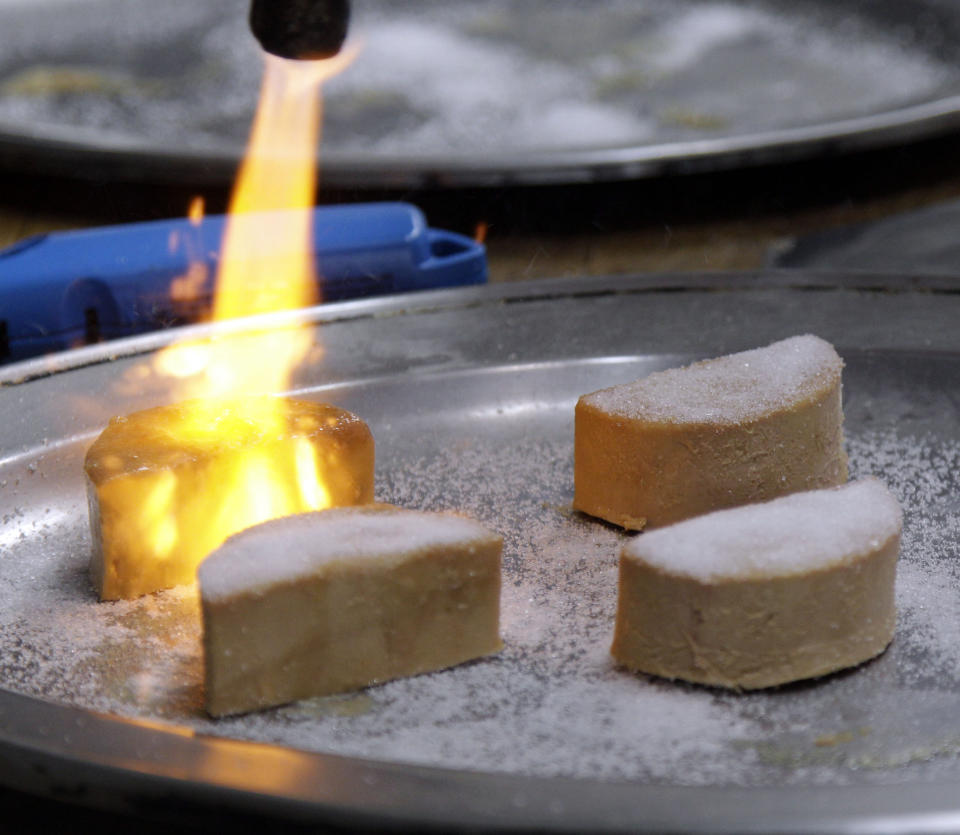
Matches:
[3,131,960,285]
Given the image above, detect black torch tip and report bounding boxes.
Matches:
[249,0,350,61]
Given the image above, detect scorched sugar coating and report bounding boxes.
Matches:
[2,429,960,785]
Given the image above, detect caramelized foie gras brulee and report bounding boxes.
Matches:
[84,397,374,601]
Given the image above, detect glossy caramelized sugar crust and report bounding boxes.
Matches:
[84,397,374,600]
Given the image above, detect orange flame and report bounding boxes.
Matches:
[474,220,488,245]
[166,196,209,324]
[162,51,357,399]
[188,196,205,225]
[118,49,360,593]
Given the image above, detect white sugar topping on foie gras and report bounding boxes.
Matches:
[198,504,503,716]
[612,477,902,690]
[574,334,847,530]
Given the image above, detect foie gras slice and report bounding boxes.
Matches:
[612,478,901,690]
[198,504,503,717]
[574,334,847,530]
[84,397,374,600]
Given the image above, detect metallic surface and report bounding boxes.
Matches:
[1,0,960,187]
[2,273,960,831]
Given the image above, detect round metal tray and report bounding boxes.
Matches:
[2,0,960,187]
[2,274,960,832]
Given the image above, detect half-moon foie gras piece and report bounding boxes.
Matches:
[612,478,901,690]
[574,334,848,530]
[85,397,374,600]
[198,504,503,717]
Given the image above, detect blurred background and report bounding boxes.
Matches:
[4,0,960,283]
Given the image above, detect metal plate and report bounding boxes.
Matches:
[2,0,960,186]
[2,274,960,832]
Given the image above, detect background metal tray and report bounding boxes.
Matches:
[2,0,960,187]
[2,274,960,832]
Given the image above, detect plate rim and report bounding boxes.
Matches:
[4,0,960,188]
[4,93,960,188]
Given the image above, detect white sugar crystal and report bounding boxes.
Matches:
[199,507,494,601]
[625,478,902,582]
[586,334,842,424]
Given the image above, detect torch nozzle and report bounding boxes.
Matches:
[249,0,350,61]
